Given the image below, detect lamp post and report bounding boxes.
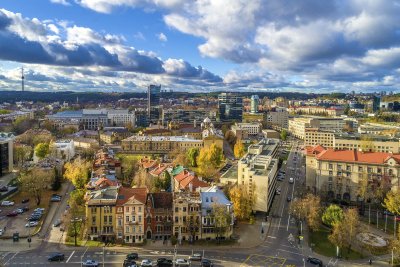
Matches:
[392,247,397,266]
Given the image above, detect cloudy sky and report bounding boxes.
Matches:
[0,0,400,93]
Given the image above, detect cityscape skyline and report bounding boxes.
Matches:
[0,1,400,93]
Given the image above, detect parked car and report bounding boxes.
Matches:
[0,186,8,192]
[140,259,153,267]
[287,196,292,202]
[7,211,18,217]
[21,198,30,203]
[48,253,65,261]
[275,189,281,195]
[307,257,323,266]
[201,259,214,267]
[175,259,190,266]
[82,259,99,267]
[157,258,173,267]
[123,259,137,267]
[34,208,45,212]
[0,229,4,236]
[126,253,139,260]
[51,196,61,202]
[16,208,25,214]
[1,201,15,206]
[25,221,39,227]
[53,219,62,227]
[189,253,202,261]
[289,177,294,184]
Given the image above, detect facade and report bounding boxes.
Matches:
[250,95,259,114]
[237,139,279,212]
[145,192,173,241]
[232,122,262,136]
[358,123,400,136]
[121,135,203,154]
[53,139,75,161]
[266,107,288,129]
[289,106,344,117]
[306,146,400,201]
[288,116,345,139]
[100,128,131,144]
[0,133,14,177]
[173,192,202,242]
[304,128,335,148]
[218,93,243,122]
[86,186,118,242]
[148,84,161,124]
[116,187,147,244]
[107,110,135,127]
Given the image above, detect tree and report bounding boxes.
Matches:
[208,144,223,167]
[120,156,139,186]
[212,204,232,242]
[280,129,288,141]
[224,130,236,145]
[163,171,172,191]
[64,158,91,189]
[290,194,321,232]
[34,142,50,159]
[322,204,344,228]
[187,148,199,167]
[169,148,189,167]
[19,167,54,205]
[229,184,254,220]
[234,141,246,159]
[383,190,400,216]
[51,167,62,191]
[360,135,375,152]
[14,144,32,166]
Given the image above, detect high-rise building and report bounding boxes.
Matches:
[147,84,161,124]
[250,95,259,114]
[218,93,243,122]
[0,133,14,177]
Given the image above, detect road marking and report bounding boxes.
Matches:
[66,250,75,263]
[4,252,18,265]
[267,235,276,239]
[277,248,303,256]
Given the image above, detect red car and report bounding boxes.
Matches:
[7,211,18,217]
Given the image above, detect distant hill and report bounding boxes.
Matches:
[0,90,321,103]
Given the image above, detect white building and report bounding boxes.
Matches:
[0,133,14,176]
[232,122,262,136]
[107,109,135,127]
[288,116,345,139]
[53,140,75,161]
[266,107,288,129]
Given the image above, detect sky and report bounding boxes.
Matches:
[0,0,400,93]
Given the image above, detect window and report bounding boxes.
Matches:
[126,226,129,233]
[329,164,333,170]
[358,166,363,172]
[175,207,178,212]
[132,216,135,222]
[346,165,351,171]
[92,216,96,224]
[118,218,122,227]
[175,216,178,223]
[183,207,187,212]
[138,207,142,212]
[126,207,129,212]
[138,215,142,222]
[109,216,112,223]
[104,216,107,223]
[126,216,129,223]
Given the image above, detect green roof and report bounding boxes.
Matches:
[171,165,185,176]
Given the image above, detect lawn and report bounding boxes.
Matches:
[309,228,364,260]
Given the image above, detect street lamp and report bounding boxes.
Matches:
[392,247,398,266]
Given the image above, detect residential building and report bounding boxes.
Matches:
[306,146,400,201]
[288,116,345,139]
[172,169,208,192]
[218,93,243,122]
[334,133,400,153]
[0,132,14,177]
[86,186,119,242]
[121,136,204,154]
[148,84,161,124]
[145,192,173,241]
[266,107,288,129]
[116,187,147,244]
[173,192,202,242]
[200,186,234,240]
[304,128,335,148]
[100,127,131,144]
[250,95,259,114]
[237,139,279,212]
[53,139,75,161]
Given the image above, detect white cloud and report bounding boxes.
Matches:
[50,0,71,5]
[157,32,167,42]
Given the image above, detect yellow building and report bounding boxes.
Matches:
[288,116,345,139]
[173,192,202,242]
[86,186,118,242]
[306,146,400,202]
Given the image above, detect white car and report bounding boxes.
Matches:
[82,259,99,267]
[0,229,3,236]
[289,177,294,184]
[1,201,14,206]
[175,259,190,266]
[140,259,152,267]
[25,221,39,227]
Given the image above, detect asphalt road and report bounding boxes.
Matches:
[1,140,318,267]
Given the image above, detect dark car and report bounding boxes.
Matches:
[307,257,323,266]
[0,186,8,192]
[48,253,65,261]
[21,198,30,203]
[50,196,61,202]
[157,258,173,267]
[22,207,29,212]
[287,196,292,202]
[126,253,139,260]
[7,211,18,217]
[201,259,214,267]
[123,259,137,267]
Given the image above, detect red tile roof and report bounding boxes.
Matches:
[174,170,208,191]
[149,163,170,176]
[140,157,158,169]
[117,187,148,205]
[307,145,400,164]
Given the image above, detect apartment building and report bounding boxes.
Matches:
[200,186,234,240]
[266,107,289,129]
[115,187,147,244]
[53,139,75,161]
[304,128,335,148]
[288,116,345,139]
[121,136,203,154]
[231,122,262,136]
[145,192,173,241]
[238,139,279,212]
[86,186,118,242]
[173,192,202,242]
[0,132,14,177]
[306,146,400,201]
